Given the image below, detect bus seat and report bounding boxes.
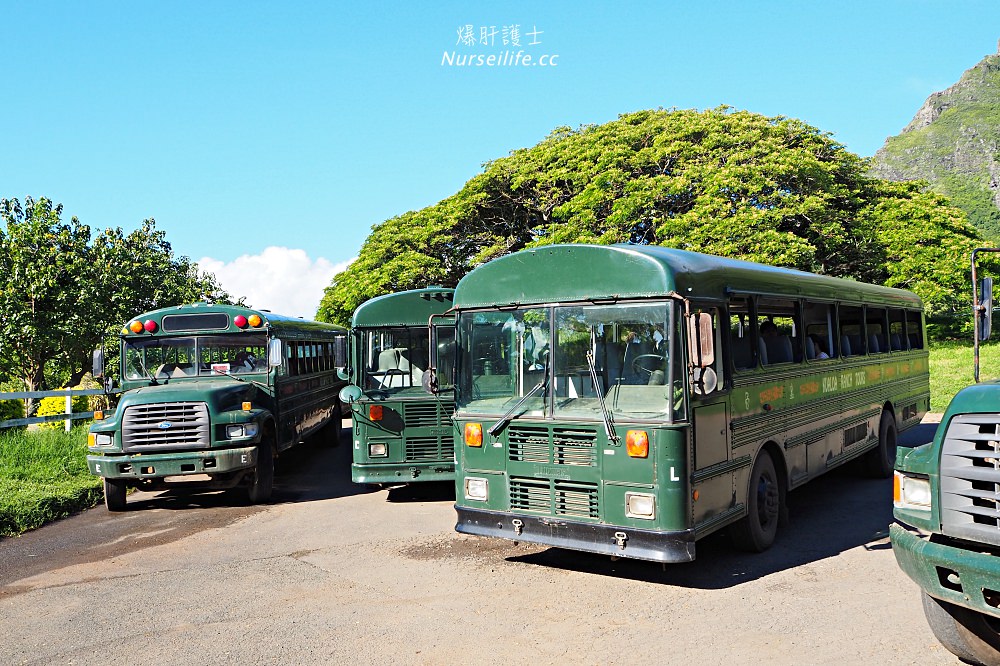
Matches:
[731,336,754,369]
[868,335,881,354]
[890,333,904,351]
[805,336,815,360]
[758,338,769,366]
[850,335,864,355]
[764,335,793,364]
[841,335,852,357]
[377,348,409,372]
[909,333,920,349]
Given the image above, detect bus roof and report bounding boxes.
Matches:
[453,244,923,309]
[351,288,455,327]
[122,302,346,338]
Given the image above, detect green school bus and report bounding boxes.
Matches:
[87,302,348,511]
[340,288,456,484]
[892,249,1000,664]
[449,244,929,562]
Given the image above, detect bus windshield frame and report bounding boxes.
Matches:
[457,300,683,423]
[358,325,451,395]
[124,334,269,381]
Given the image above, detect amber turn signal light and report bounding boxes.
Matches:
[465,423,483,447]
[242,402,252,411]
[626,430,649,458]
[369,405,383,421]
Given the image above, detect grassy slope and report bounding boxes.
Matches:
[0,426,102,538]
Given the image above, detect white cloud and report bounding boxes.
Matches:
[197,247,354,320]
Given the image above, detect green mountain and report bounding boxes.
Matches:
[872,47,1000,241]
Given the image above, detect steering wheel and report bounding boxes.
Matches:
[630,353,665,378]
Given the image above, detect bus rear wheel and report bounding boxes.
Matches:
[246,440,274,504]
[922,592,1000,665]
[863,411,897,479]
[730,450,781,552]
[104,478,127,512]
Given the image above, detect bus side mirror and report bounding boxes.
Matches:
[687,312,716,367]
[337,367,350,381]
[421,369,439,395]
[93,349,105,379]
[339,385,362,404]
[334,336,348,368]
[268,339,283,367]
[980,277,994,342]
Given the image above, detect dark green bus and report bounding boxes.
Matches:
[340,288,456,485]
[87,303,348,510]
[448,244,929,562]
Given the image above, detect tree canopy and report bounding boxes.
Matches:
[318,107,986,332]
[0,197,230,412]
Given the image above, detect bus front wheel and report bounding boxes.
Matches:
[922,592,1000,665]
[104,478,127,512]
[247,441,274,504]
[730,450,781,552]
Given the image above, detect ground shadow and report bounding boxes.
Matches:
[122,422,375,512]
[385,481,456,503]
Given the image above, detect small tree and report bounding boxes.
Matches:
[0,197,230,415]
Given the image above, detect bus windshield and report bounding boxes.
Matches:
[361,326,433,393]
[125,334,268,380]
[458,302,681,421]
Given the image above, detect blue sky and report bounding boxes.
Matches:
[4,1,1000,316]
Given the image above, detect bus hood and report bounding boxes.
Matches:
[118,379,260,414]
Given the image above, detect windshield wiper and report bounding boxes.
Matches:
[134,355,158,386]
[488,377,547,437]
[586,350,619,443]
[210,367,269,392]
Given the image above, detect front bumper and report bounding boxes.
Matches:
[891,522,1000,619]
[87,446,258,480]
[456,506,696,563]
[352,461,455,484]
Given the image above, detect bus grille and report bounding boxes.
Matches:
[509,425,549,463]
[405,436,444,461]
[509,477,599,518]
[404,402,445,427]
[940,413,1000,547]
[508,425,597,466]
[122,402,210,452]
[554,427,597,466]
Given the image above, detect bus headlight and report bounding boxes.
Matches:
[464,477,488,501]
[226,424,259,439]
[625,492,656,519]
[89,433,113,447]
[894,471,931,510]
[369,442,388,457]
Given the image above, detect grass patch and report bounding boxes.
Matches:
[928,339,1000,412]
[0,426,102,538]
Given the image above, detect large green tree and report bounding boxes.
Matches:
[318,107,985,329]
[0,197,230,414]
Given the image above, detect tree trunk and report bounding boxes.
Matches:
[23,366,46,418]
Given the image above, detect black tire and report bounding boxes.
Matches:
[104,478,127,512]
[246,440,274,504]
[863,410,897,478]
[922,592,1000,665]
[730,449,781,552]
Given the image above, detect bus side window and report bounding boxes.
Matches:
[757,298,799,365]
[839,305,865,356]
[728,296,755,371]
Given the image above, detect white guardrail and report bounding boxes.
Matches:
[0,389,122,432]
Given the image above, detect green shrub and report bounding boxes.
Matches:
[35,390,90,430]
[0,397,24,424]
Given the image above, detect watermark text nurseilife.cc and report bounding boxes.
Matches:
[441,50,559,67]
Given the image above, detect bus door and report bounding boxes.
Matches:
[687,306,734,527]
